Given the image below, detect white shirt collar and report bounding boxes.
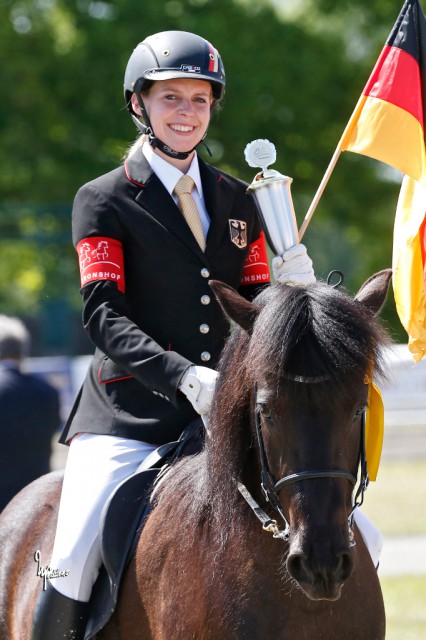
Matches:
[142,142,203,198]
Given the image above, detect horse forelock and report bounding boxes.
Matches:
[248,283,389,388]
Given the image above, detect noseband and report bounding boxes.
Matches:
[238,383,369,542]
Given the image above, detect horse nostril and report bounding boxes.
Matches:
[287,550,354,585]
[337,551,354,581]
[287,553,311,583]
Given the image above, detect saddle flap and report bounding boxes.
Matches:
[84,468,159,640]
[101,468,159,580]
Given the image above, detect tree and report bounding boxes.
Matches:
[0,0,406,351]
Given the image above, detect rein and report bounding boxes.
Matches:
[238,383,369,543]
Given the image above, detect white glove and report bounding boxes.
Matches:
[272,243,316,285]
[179,365,218,416]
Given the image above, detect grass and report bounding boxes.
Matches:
[361,459,426,536]
[361,458,426,639]
[381,575,426,640]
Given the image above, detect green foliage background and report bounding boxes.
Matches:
[0,0,410,353]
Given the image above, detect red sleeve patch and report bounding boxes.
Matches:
[240,231,271,286]
[76,236,125,293]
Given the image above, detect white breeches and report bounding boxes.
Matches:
[49,433,158,602]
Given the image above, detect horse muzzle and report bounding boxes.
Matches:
[286,536,354,601]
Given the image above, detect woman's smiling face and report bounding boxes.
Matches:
[141,78,213,156]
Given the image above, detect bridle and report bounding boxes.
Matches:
[238,383,369,543]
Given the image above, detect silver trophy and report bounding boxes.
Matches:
[245,139,299,255]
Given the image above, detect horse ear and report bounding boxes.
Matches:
[354,269,392,316]
[209,280,259,333]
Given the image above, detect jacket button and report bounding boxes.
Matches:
[201,351,211,362]
[201,268,210,278]
[201,295,211,305]
[200,323,210,334]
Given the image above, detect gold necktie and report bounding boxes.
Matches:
[173,175,206,251]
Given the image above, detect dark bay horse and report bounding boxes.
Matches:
[0,270,391,639]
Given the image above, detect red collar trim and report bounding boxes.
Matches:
[124,160,145,187]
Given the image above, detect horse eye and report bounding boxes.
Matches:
[353,404,367,420]
[259,404,272,421]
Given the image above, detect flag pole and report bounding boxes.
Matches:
[298,93,365,240]
[298,144,343,240]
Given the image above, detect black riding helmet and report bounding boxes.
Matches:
[124,30,226,160]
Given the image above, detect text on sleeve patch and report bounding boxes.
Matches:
[240,231,270,286]
[77,236,125,293]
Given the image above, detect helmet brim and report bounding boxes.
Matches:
[142,69,225,100]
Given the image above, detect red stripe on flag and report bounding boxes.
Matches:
[364,44,424,128]
[421,214,426,289]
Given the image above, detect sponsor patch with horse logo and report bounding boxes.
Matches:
[240,231,270,285]
[229,219,247,249]
[76,236,125,293]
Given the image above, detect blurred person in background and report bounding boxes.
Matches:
[0,314,61,512]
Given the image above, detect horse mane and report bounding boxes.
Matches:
[153,282,390,546]
[248,282,389,383]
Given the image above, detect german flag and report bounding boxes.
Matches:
[340,0,426,181]
[392,176,426,361]
[341,0,426,362]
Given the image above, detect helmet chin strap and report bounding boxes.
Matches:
[133,94,206,161]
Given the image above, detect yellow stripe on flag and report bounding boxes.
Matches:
[392,175,426,361]
[341,96,426,186]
